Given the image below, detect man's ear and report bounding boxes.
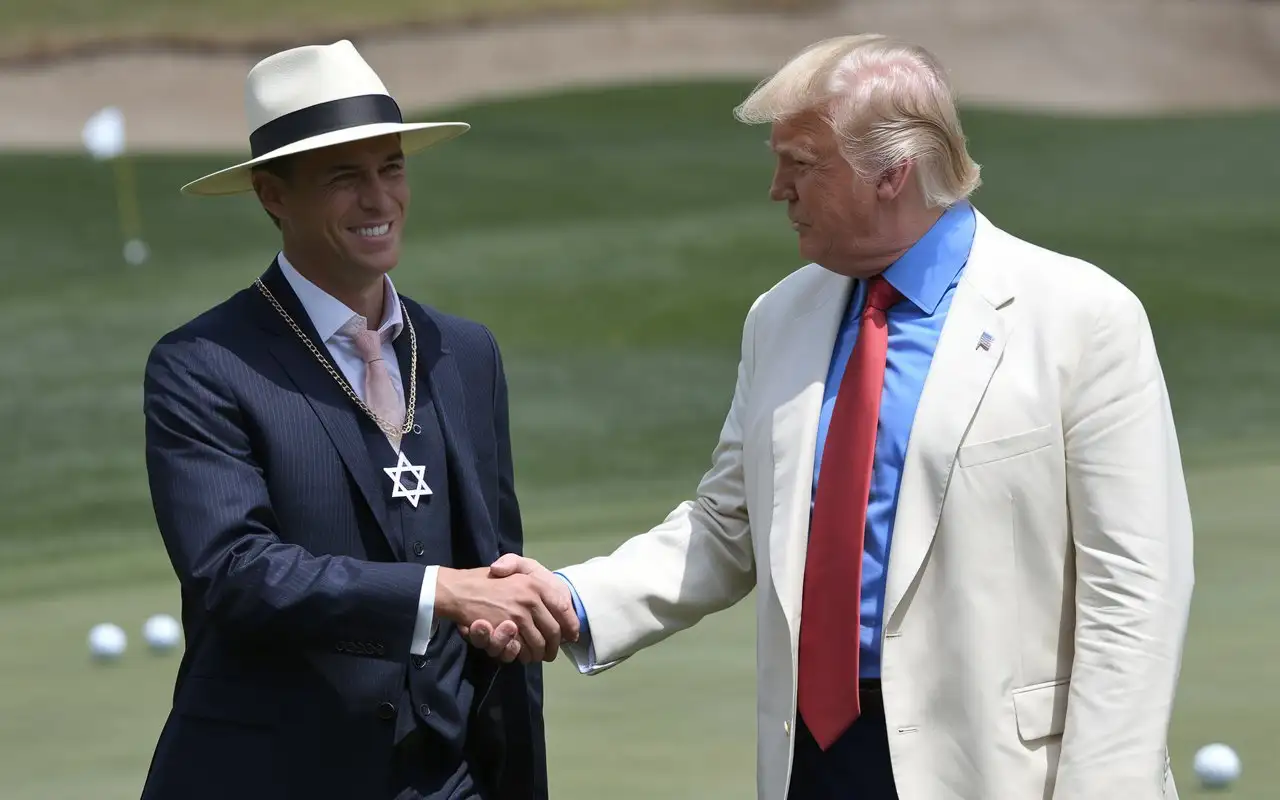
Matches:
[251,170,288,224]
[876,160,915,201]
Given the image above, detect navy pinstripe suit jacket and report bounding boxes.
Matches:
[138,260,546,799]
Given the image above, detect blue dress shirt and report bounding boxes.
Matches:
[557,202,976,674]
[813,201,975,678]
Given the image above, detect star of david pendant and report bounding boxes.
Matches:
[383,450,432,507]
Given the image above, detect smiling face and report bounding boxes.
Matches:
[253,133,409,289]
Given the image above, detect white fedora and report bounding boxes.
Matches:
[180,40,469,196]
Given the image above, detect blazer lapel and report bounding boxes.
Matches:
[254,260,395,547]
[882,212,1017,629]
[399,303,501,566]
[768,270,852,635]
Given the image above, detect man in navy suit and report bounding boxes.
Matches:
[139,41,576,799]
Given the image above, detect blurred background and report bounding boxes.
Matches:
[2,0,1278,796]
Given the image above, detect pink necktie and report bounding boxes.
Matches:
[343,317,405,448]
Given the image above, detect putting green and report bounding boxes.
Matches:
[1,81,1276,796]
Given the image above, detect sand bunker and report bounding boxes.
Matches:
[3,1,1280,153]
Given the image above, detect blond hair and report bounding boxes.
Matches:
[734,34,981,207]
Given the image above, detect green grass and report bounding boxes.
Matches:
[0,0,827,60]
[1,81,1279,796]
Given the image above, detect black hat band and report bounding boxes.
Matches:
[249,93,403,159]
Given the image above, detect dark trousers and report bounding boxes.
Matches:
[387,728,483,800]
[788,680,899,800]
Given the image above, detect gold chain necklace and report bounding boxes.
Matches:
[255,278,419,438]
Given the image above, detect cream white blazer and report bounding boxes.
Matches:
[558,209,1194,800]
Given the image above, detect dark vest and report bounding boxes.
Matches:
[357,347,480,765]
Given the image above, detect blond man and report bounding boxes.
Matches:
[470,34,1194,800]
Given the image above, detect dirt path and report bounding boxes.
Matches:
[4,1,1280,153]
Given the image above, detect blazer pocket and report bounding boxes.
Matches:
[175,676,285,728]
[958,424,1054,468]
[1012,677,1070,742]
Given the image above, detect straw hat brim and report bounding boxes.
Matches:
[179,120,469,196]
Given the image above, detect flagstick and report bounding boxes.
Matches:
[111,155,148,264]
[112,155,141,240]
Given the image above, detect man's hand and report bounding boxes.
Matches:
[462,555,574,664]
[436,564,578,664]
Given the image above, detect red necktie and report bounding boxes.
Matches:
[797,275,901,751]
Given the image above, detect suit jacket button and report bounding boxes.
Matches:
[377,702,396,721]
[413,541,425,557]
[419,703,431,717]
[412,655,427,670]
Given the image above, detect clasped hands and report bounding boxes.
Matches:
[436,555,576,664]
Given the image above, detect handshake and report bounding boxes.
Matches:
[435,555,579,664]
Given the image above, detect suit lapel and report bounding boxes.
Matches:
[399,303,501,565]
[882,212,1017,628]
[255,260,395,548]
[768,270,852,634]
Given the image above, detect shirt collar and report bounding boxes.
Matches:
[277,251,404,343]
[882,200,976,314]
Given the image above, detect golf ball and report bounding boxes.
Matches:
[88,622,127,662]
[1193,742,1241,789]
[143,613,182,653]
[123,238,149,266]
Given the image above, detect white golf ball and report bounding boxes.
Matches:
[143,613,182,653]
[1194,742,1241,789]
[123,238,149,265]
[88,623,127,662]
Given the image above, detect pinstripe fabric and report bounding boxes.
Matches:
[139,259,546,800]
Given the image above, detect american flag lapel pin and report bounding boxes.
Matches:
[977,331,994,351]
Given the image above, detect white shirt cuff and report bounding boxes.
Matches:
[409,565,439,656]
